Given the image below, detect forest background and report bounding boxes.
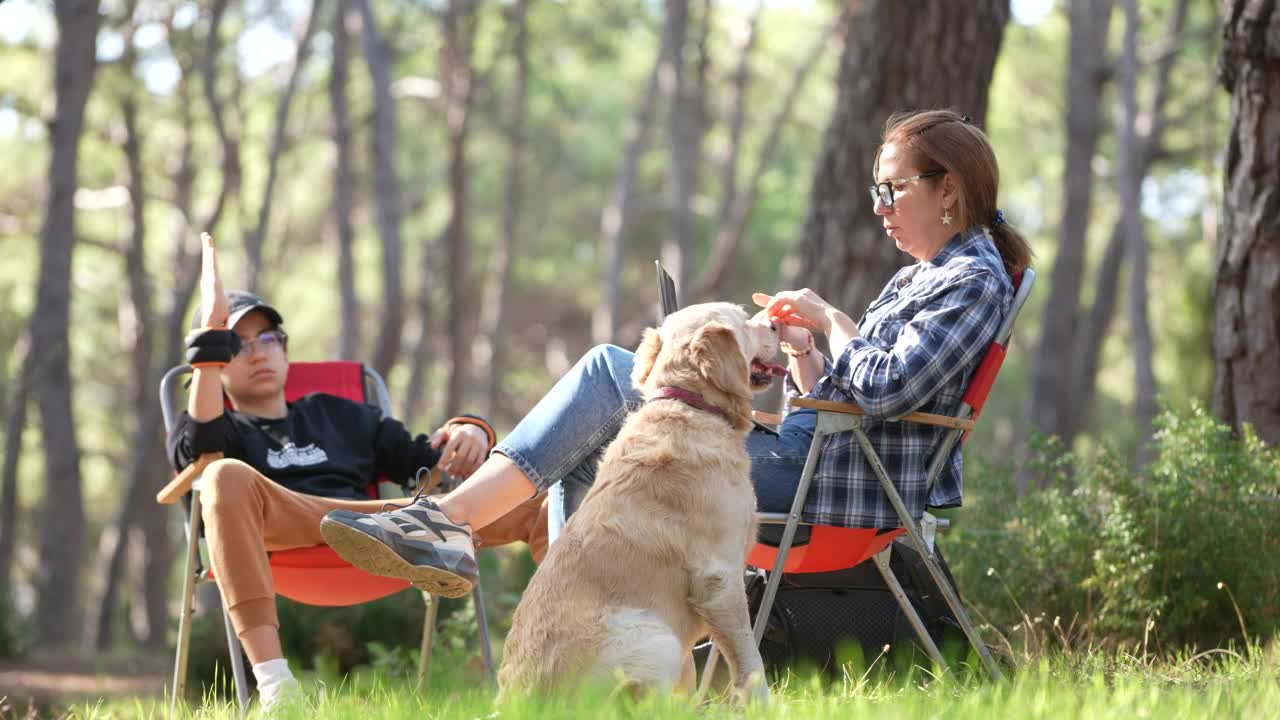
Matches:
[0,0,1277,694]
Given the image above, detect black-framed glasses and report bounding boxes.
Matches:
[868,170,944,207]
[235,329,288,357]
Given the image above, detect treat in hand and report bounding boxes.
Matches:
[200,232,229,329]
[752,291,823,331]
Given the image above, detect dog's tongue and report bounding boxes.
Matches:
[753,359,788,377]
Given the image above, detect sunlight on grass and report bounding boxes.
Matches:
[63,642,1280,720]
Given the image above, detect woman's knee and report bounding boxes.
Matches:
[584,344,635,385]
[585,343,629,364]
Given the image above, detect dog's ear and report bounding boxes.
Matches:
[689,322,751,399]
[631,327,664,389]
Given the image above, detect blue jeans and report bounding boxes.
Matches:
[493,344,818,518]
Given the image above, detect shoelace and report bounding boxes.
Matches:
[379,466,434,513]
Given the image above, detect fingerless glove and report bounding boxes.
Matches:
[184,327,242,368]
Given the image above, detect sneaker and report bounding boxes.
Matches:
[320,497,478,598]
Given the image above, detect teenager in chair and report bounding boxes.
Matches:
[169,236,547,709]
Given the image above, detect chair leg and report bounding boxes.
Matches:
[471,581,496,685]
[698,430,827,695]
[416,592,439,694]
[695,644,721,697]
[871,546,947,670]
[852,427,1004,681]
[170,492,203,717]
[547,481,566,545]
[909,544,1003,680]
[751,431,827,647]
[222,602,250,714]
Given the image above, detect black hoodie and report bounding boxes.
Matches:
[166,393,448,500]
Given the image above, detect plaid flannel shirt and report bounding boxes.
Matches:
[783,225,1013,528]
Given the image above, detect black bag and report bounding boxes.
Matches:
[746,537,966,675]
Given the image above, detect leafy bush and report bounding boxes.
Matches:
[948,404,1280,651]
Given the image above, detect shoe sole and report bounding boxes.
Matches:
[320,517,474,599]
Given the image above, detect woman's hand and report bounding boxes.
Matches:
[199,233,229,329]
[778,323,812,349]
[431,424,488,478]
[752,289,833,334]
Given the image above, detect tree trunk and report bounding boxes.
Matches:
[1024,0,1113,458]
[712,0,760,238]
[474,0,530,419]
[1116,0,1158,470]
[1062,0,1188,458]
[661,0,694,295]
[403,229,440,428]
[244,0,324,294]
[0,336,32,606]
[32,0,100,649]
[1215,0,1280,444]
[200,0,240,236]
[692,8,841,302]
[358,0,406,379]
[592,17,670,344]
[88,77,157,650]
[1070,221,1125,441]
[785,0,1009,318]
[442,0,478,419]
[129,455,168,648]
[331,0,361,360]
[692,0,761,301]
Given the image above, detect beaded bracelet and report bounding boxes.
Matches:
[780,331,814,358]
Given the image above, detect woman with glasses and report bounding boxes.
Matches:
[322,109,1033,605]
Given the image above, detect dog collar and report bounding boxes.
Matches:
[648,387,736,426]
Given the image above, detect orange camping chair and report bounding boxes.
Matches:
[651,262,1035,684]
[161,361,495,712]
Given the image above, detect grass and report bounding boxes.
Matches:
[53,641,1280,720]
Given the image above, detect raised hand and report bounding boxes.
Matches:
[199,232,229,329]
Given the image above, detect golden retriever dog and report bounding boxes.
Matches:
[498,302,785,704]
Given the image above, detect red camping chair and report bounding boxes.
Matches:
[651,261,1035,685]
[160,361,494,712]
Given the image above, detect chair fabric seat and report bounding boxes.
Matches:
[747,526,904,574]
[204,546,412,606]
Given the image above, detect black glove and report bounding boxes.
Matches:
[185,327,241,367]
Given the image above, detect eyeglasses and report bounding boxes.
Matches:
[235,329,288,357]
[869,170,944,208]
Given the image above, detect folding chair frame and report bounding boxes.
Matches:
[160,363,495,714]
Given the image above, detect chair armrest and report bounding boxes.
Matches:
[790,397,976,431]
[752,411,784,426]
[156,452,223,505]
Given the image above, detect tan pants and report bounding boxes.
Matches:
[199,458,549,641]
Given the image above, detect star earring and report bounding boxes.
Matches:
[941,208,953,225]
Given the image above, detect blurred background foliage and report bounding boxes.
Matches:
[1,0,1275,689]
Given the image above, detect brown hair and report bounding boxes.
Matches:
[876,109,1032,277]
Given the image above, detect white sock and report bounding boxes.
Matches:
[252,657,295,691]
[253,658,302,710]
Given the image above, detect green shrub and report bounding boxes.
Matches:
[948,404,1280,651]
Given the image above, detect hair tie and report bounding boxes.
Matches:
[991,209,1005,228]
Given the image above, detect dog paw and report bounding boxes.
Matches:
[734,670,769,707]
[750,680,770,707]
